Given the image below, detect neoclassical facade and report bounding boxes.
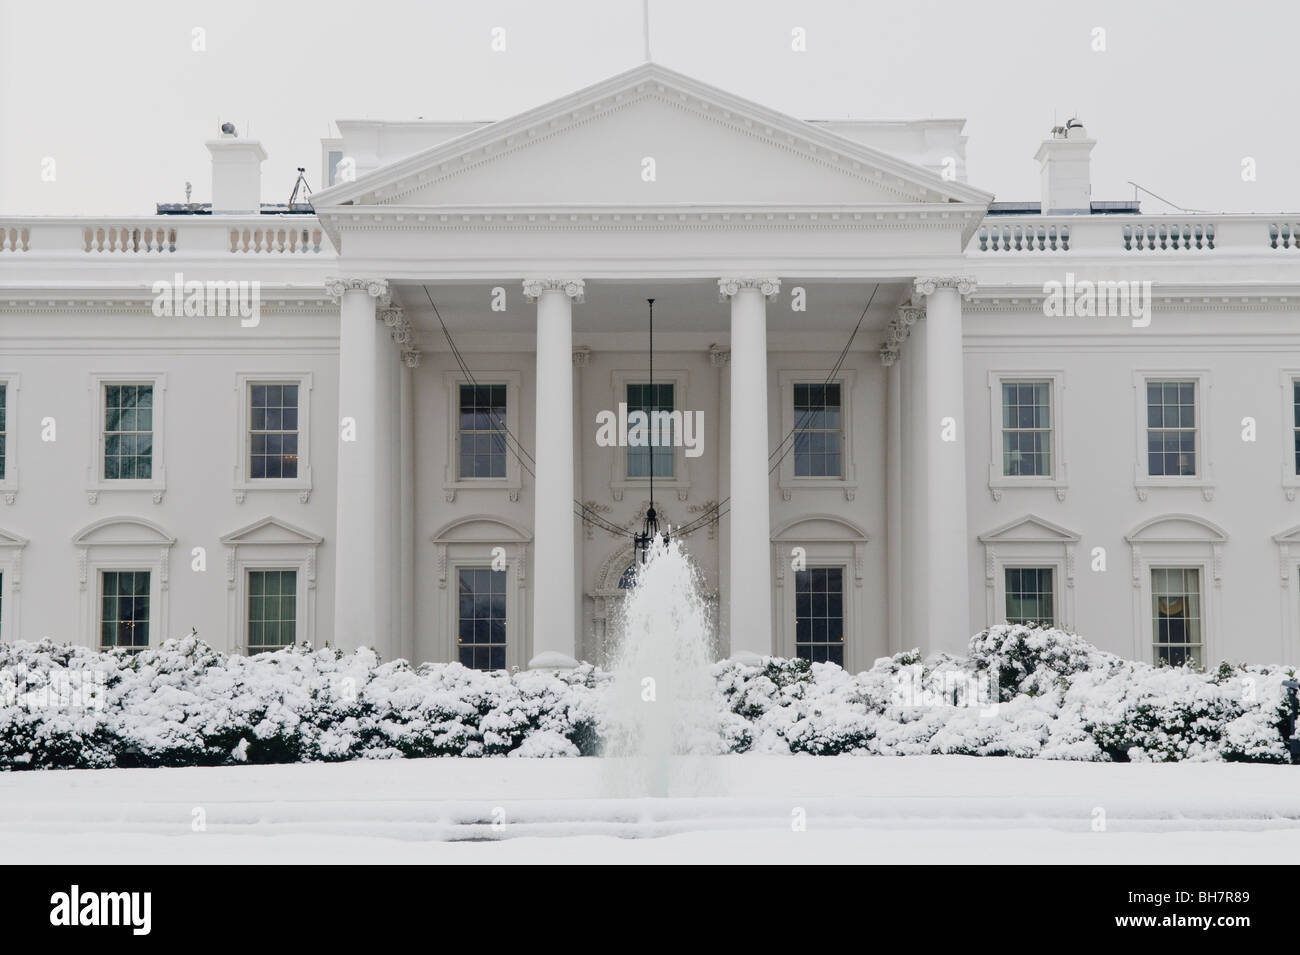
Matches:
[3,63,1300,669]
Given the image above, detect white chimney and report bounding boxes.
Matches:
[205,124,267,214]
[1034,118,1094,214]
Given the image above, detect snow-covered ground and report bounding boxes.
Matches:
[2,755,1298,863]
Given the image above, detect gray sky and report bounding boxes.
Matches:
[1,0,1294,216]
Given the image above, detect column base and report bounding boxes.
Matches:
[528,650,580,669]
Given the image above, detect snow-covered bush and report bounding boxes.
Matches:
[0,625,1295,768]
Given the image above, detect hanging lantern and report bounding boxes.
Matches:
[633,297,669,566]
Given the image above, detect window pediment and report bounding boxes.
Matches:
[978,514,1080,544]
[1125,514,1227,544]
[72,516,174,547]
[220,516,323,547]
[771,514,869,543]
[431,515,531,544]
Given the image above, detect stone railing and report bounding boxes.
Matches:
[1269,223,1300,250]
[229,224,326,254]
[0,216,332,256]
[969,214,1288,256]
[83,224,177,253]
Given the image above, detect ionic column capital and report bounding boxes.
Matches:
[325,277,389,304]
[718,276,781,302]
[708,343,730,367]
[913,276,976,299]
[572,345,592,367]
[523,278,585,303]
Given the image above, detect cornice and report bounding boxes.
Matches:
[965,288,1300,314]
[315,205,981,235]
[0,294,335,315]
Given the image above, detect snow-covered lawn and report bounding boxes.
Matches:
[2,755,1298,864]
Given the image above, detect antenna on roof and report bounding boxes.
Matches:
[288,167,312,207]
[642,0,652,62]
[1126,180,1208,214]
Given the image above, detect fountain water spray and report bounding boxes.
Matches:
[603,536,721,797]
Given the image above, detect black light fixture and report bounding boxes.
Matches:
[633,297,669,565]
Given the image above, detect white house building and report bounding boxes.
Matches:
[3,63,1300,670]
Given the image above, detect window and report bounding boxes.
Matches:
[249,384,299,480]
[626,382,674,478]
[1146,380,1197,477]
[0,382,6,480]
[1293,380,1300,476]
[793,383,842,478]
[457,568,507,670]
[794,567,844,665]
[103,384,153,480]
[101,570,150,652]
[1001,380,1052,477]
[233,373,311,501]
[458,385,507,480]
[247,569,297,653]
[1151,567,1202,667]
[1004,567,1054,625]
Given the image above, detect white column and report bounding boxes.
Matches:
[525,278,584,668]
[719,277,779,663]
[885,353,903,656]
[914,276,975,654]
[572,346,591,662]
[326,277,388,655]
[398,353,417,663]
[712,344,732,656]
[882,303,922,656]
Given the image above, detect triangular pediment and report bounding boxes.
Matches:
[314,64,991,211]
[221,517,322,547]
[979,514,1080,544]
[0,527,28,548]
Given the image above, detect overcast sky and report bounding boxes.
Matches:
[1,0,1294,216]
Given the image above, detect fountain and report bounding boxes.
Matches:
[603,536,721,798]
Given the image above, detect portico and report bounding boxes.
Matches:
[306,63,991,668]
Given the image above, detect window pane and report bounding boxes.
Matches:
[793,381,843,479]
[1145,380,1197,477]
[1004,567,1054,626]
[249,381,301,481]
[794,566,845,668]
[247,570,297,653]
[456,567,507,669]
[1000,379,1053,477]
[1152,567,1202,668]
[458,384,508,479]
[625,382,675,479]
